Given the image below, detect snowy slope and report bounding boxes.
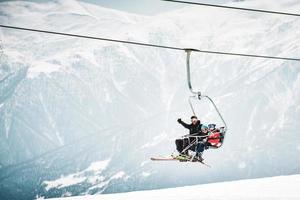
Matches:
[0,0,300,199]
[49,174,300,200]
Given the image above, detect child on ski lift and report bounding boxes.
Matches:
[194,125,209,161]
[206,124,222,148]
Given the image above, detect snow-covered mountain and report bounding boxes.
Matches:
[0,0,300,199]
[48,174,300,200]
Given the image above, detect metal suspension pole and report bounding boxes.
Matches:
[202,95,228,131]
[188,96,196,116]
[186,49,201,115]
[185,49,199,95]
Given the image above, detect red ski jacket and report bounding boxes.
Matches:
[207,130,221,147]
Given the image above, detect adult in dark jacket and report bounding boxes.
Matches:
[175,116,204,155]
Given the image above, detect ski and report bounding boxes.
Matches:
[150,155,211,167]
[198,160,211,168]
[150,157,178,161]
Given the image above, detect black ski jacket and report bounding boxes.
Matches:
[178,120,203,136]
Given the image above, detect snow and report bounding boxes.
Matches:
[53,0,92,17]
[140,160,150,167]
[43,159,111,191]
[111,171,125,179]
[85,171,129,193]
[27,61,62,79]
[238,161,247,169]
[140,133,168,149]
[142,172,151,177]
[44,175,86,191]
[49,174,300,200]
[85,160,110,174]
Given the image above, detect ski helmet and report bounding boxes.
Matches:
[208,124,216,129]
[201,125,208,130]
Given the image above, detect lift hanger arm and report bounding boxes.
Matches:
[185,49,228,132]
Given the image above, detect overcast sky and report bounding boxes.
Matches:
[0,0,233,15]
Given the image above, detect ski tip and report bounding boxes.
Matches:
[200,161,211,168]
[150,157,162,161]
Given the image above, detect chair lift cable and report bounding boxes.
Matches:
[1,25,300,62]
[161,0,300,17]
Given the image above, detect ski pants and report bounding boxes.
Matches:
[175,137,196,153]
[196,141,206,154]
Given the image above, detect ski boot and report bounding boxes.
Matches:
[191,152,204,162]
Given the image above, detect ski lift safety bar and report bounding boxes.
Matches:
[184,49,228,132]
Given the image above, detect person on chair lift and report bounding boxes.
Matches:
[194,125,209,161]
[195,124,223,161]
[175,116,207,160]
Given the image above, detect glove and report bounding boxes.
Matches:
[177,118,182,123]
